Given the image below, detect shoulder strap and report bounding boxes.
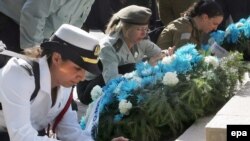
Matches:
[22,59,40,101]
[113,38,123,52]
[50,88,73,134]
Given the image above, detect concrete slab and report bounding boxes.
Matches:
[205,81,250,141]
[176,74,249,141]
[176,115,214,141]
[206,115,250,141]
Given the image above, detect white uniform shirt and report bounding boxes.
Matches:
[0,56,93,141]
[0,0,95,49]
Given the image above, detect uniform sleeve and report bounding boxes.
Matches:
[141,40,161,58]
[19,0,65,49]
[156,26,175,49]
[157,22,193,50]
[0,59,57,141]
[99,45,120,83]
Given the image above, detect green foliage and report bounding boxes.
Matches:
[96,52,250,141]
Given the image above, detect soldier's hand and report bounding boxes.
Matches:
[162,46,175,56]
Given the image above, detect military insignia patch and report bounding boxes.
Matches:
[113,38,123,52]
[94,45,100,56]
[180,33,191,40]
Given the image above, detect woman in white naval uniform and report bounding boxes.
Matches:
[77,5,167,104]
[0,24,128,141]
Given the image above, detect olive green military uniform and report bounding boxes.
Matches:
[100,32,161,83]
[156,17,204,50]
[159,0,198,25]
[159,0,197,25]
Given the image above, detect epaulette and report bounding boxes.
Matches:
[113,38,123,52]
[20,63,34,76]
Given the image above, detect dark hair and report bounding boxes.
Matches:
[184,0,223,18]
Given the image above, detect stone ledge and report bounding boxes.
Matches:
[176,115,214,141]
[205,81,250,141]
[175,73,249,141]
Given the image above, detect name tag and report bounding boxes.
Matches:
[181,33,191,40]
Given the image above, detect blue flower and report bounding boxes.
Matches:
[241,22,250,38]
[80,116,86,129]
[225,24,240,43]
[201,44,210,51]
[98,43,202,114]
[114,114,124,122]
[210,30,225,45]
[136,62,152,77]
[100,77,125,112]
[141,76,156,87]
[136,95,144,104]
[120,79,138,93]
[172,44,203,74]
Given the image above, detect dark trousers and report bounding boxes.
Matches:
[0,12,22,53]
[0,132,9,141]
[77,63,135,105]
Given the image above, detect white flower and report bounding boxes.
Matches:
[186,74,191,81]
[228,68,237,74]
[141,68,152,76]
[90,85,103,101]
[162,72,179,86]
[236,22,244,28]
[123,71,137,79]
[119,99,132,115]
[124,71,142,86]
[132,76,142,87]
[162,55,176,64]
[186,54,193,61]
[202,70,215,80]
[204,56,219,68]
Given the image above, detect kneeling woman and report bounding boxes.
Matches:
[0,24,127,141]
[77,5,166,105]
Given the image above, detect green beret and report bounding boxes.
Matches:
[117,5,152,25]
